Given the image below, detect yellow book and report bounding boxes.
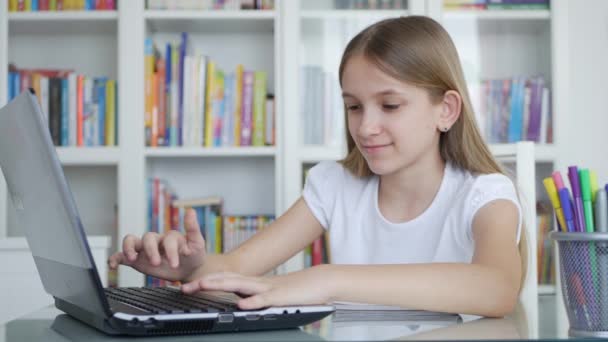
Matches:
[204,60,215,147]
[234,64,243,146]
[144,38,154,146]
[105,80,116,146]
[215,216,222,253]
[31,73,41,106]
[9,0,18,12]
[24,0,31,11]
[252,71,267,146]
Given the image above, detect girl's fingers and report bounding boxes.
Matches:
[162,231,184,268]
[181,274,269,296]
[142,232,163,266]
[238,294,270,310]
[122,234,143,262]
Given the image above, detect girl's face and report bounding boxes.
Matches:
[342,55,443,176]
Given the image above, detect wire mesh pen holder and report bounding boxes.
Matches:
[551,232,608,338]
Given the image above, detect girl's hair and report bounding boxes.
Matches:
[337,15,529,296]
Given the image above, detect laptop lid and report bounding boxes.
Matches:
[0,90,111,317]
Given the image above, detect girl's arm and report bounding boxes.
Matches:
[325,199,522,317]
[185,199,521,318]
[186,197,325,281]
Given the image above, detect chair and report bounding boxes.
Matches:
[491,141,538,338]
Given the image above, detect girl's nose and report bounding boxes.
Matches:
[358,111,382,137]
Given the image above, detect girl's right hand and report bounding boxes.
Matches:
[108,208,206,282]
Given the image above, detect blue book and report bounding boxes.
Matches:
[96,78,107,146]
[507,77,523,143]
[31,0,38,11]
[178,32,188,146]
[165,43,172,147]
[61,78,69,146]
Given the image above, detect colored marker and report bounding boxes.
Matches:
[580,169,595,232]
[558,188,576,232]
[552,171,566,190]
[543,177,567,231]
[590,170,599,202]
[572,274,592,329]
[568,166,586,232]
[595,189,608,232]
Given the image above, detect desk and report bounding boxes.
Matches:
[0,303,568,341]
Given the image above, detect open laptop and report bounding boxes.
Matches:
[0,90,334,336]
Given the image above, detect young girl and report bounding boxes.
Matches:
[109,16,524,318]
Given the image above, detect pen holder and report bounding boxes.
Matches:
[551,232,608,338]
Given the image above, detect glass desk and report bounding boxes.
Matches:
[0,303,568,341]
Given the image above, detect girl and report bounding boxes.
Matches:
[109,16,524,318]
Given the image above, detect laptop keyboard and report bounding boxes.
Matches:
[105,287,240,314]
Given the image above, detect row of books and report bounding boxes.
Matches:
[444,0,549,10]
[301,66,344,147]
[146,0,274,10]
[537,201,555,285]
[7,66,118,147]
[333,0,408,9]
[480,76,552,144]
[146,177,274,287]
[145,34,275,148]
[8,0,117,11]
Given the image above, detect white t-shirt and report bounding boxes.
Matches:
[302,161,522,265]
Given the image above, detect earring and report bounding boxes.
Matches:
[442,127,449,132]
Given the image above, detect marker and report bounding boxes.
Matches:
[595,189,608,232]
[568,166,586,232]
[594,189,608,327]
[590,170,599,202]
[543,177,567,231]
[580,169,595,232]
[552,171,566,190]
[558,188,576,232]
[572,274,592,329]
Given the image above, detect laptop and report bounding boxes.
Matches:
[0,90,334,336]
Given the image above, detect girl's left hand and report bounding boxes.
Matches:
[180,265,334,310]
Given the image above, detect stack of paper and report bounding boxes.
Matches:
[331,302,463,323]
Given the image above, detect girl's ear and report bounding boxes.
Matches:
[437,90,462,132]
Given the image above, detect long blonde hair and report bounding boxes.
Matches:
[337,16,528,292]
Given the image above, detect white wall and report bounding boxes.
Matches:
[560,1,608,180]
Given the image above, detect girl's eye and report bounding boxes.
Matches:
[383,104,400,111]
[346,104,361,112]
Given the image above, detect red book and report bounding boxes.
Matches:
[311,237,323,266]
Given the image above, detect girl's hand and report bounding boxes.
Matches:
[180,265,334,310]
[107,208,206,282]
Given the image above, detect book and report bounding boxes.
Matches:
[331,302,463,323]
[172,196,223,208]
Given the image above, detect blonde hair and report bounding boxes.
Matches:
[337,16,528,293]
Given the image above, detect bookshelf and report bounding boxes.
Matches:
[0,0,568,326]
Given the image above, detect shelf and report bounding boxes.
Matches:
[57,147,120,166]
[145,10,275,33]
[8,11,118,35]
[442,10,550,20]
[538,284,556,295]
[299,145,346,163]
[301,10,408,20]
[145,147,277,158]
[489,143,556,162]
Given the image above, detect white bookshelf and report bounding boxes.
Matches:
[0,0,569,332]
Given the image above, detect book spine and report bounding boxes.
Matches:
[240,71,254,146]
[144,38,154,146]
[234,64,243,146]
[204,61,215,147]
[49,78,62,146]
[60,78,69,146]
[105,79,116,146]
[252,71,267,146]
[97,78,107,146]
[157,58,166,147]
